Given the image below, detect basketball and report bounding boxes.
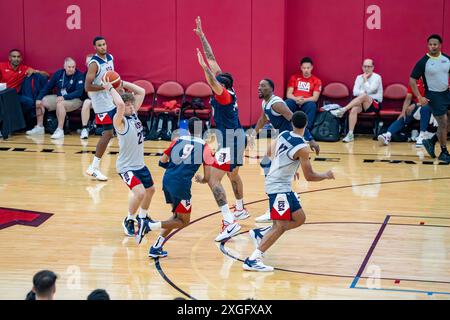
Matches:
[103,71,121,88]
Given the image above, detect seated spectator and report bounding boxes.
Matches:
[26,270,58,300]
[378,78,435,147]
[80,54,94,140]
[0,49,49,125]
[26,57,85,139]
[87,289,110,300]
[285,57,322,131]
[331,59,383,142]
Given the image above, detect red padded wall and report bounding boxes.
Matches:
[23,0,101,73]
[363,0,445,87]
[286,0,365,92]
[176,0,253,125]
[444,0,450,49]
[101,0,176,85]
[0,0,25,59]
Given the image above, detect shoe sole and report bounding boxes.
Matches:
[242,263,274,272]
[148,253,168,258]
[85,170,108,181]
[234,212,250,221]
[215,224,242,242]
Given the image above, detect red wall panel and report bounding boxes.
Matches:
[101,0,176,85]
[363,0,445,87]
[286,0,365,92]
[176,0,253,126]
[444,0,450,50]
[0,0,25,59]
[23,0,101,73]
[250,0,286,124]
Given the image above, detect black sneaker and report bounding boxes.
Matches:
[135,217,151,245]
[438,150,450,163]
[122,217,136,237]
[422,139,436,158]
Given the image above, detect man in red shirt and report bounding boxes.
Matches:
[285,57,322,131]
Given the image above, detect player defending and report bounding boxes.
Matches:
[85,36,116,181]
[103,77,155,237]
[194,16,249,241]
[135,118,214,258]
[243,111,334,271]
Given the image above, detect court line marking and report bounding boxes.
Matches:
[353,286,450,296]
[154,177,450,299]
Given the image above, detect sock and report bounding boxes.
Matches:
[153,235,165,249]
[250,249,263,261]
[431,134,439,144]
[139,208,148,218]
[235,199,244,211]
[92,156,101,168]
[441,145,448,153]
[220,204,235,224]
[385,132,392,138]
[127,212,136,220]
[148,221,162,231]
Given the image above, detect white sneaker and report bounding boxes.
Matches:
[330,108,345,118]
[424,131,435,140]
[80,128,89,139]
[377,133,391,146]
[86,165,108,181]
[26,126,44,135]
[255,209,272,223]
[215,221,241,242]
[243,257,274,272]
[249,226,272,249]
[342,132,354,143]
[233,208,250,220]
[51,128,64,139]
[415,132,426,147]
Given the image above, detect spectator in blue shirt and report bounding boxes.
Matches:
[26,57,85,139]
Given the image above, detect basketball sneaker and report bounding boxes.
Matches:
[51,128,64,139]
[255,209,271,223]
[149,246,168,258]
[377,133,391,146]
[438,150,450,163]
[233,208,250,220]
[86,165,108,181]
[342,132,354,143]
[215,221,241,242]
[242,257,274,272]
[249,226,272,249]
[80,128,89,139]
[135,217,152,245]
[422,138,436,158]
[26,125,44,135]
[330,108,345,118]
[122,217,136,237]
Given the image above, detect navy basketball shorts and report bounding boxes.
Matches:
[426,90,450,117]
[95,108,117,130]
[363,98,381,114]
[268,191,302,221]
[119,166,154,190]
[163,188,192,214]
[213,129,247,172]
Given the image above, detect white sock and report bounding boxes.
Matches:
[250,249,263,260]
[153,235,165,249]
[127,212,136,220]
[235,199,244,211]
[139,208,148,218]
[92,156,101,168]
[148,221,162,231]
[220,204,235,224]
[385,132,392,138]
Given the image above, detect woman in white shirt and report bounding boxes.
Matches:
[331,59,383,142]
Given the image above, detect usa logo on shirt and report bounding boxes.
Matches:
[297,81,311,92]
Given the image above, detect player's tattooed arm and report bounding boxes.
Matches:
[197,49,223,95]
[212,185,227,207]
[194,16,222,74]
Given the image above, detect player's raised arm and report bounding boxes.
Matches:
[103,79,126,132]
[194,16,222,75]
[197,49,224,96]
[85,62,104,92]
[122,81,145,111]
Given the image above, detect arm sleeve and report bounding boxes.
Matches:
[37,72,57,100]
[163,139,178,156]
[64,73,85,100]
[410,57,426,80]
[214,88,233,105]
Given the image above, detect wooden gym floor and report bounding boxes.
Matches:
[0,132,449,300]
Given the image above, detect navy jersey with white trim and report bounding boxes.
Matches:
[262,95,293,133]
[210,88,242,132]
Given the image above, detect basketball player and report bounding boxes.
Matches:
[85,36,116,181]
[243,111,334,271]
[251,79,321,223]
[102,77,153,237]
[194,16,249,241]
[135,118,215,257]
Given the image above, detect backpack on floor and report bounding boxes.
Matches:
[311,111,341,142]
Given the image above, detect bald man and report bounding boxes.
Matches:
[331,59,383,142]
